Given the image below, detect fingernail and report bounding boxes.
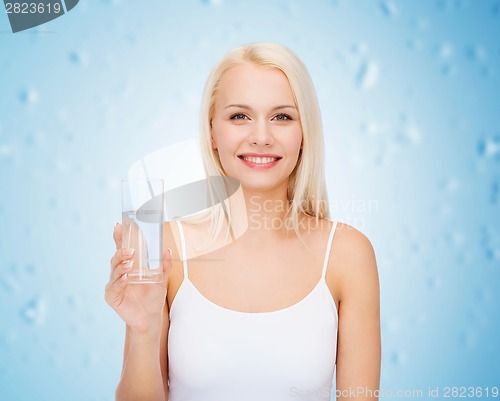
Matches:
[123,248,135,256]
[124,260,134,269]
[122,273,128,280]
[167,248,172,256]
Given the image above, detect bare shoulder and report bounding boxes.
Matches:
[333,222,376,261]
[328,222,379,302]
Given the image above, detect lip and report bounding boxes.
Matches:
[238,154,282,170]
[238,153,282,158]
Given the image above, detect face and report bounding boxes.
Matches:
[210,63,303,194]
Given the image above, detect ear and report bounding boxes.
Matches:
[211,135,217,150]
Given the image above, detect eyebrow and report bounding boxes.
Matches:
[224,104,297,111]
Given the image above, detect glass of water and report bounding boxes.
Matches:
[121,178,164,284]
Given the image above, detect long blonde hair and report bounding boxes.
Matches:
[182,42,330,253]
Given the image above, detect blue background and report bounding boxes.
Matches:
[1,0,499,400]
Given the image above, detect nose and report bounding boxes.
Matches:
[248,120,274,146]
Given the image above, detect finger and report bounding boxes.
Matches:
[162,248,173,282]
[110,247,135,273]
[163,248,172,271]
[110,257,134,282]
[105,272,128,307]
[113,222,122,250]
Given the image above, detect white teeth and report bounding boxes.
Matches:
[241,156,279,164]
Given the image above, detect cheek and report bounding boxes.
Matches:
[212,123,238,155]
[289,126,303,152]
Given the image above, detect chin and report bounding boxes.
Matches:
[238,177,287,193]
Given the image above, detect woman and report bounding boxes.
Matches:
[106,42,381,401]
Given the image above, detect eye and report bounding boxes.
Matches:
[229,113,248,120]
[273,113,293,121]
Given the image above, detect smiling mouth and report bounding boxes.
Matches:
[238,155,282,164]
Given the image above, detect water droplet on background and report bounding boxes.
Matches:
[361,120,382,136]
[0,143,13,159]
[357,60,379,89]
[24,263,36,275]
[0,332,16,352]
[0,332,16,376]
[47,349,64,368]
[425,276,438,290]
[444,230,465,247]
[490,179,499,204]
[21,297,48,326]
[48,197,58,209]
[474,287,493,304]
[441,63,457,77]
[437,0,466,12]
[416,17,430,32]
[68,322,82,336]
[351,42,369,55]
[390,350,407,365]
[477,134,500,159]
[437,42,454,60]
[436,42,457,76]
[466,45,487,62]
[410,240,420,253]
[398,124,422,145]
[202,0,222,6]
[19,88,39,105]
[440,177,460,193]
[407,38,424,51]
[458,330,477,348]
[82,350,101,367]
[69,50,88,65]
[493,2,500,15]
[72,211,84,225]
[484,231,500,262]
[7,262,19,275]
[380,0,398,17]
[66,294,82,310]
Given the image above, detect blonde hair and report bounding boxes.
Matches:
[182,42,330,253]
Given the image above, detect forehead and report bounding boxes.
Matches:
[216,63,296,106]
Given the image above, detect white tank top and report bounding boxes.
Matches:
[168,220,338,401]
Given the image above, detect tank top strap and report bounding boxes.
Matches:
[321,221,338,280]
[175,219,189,280]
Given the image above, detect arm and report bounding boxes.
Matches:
[334,224,381,400]
[116,305,169,401]
[109,222,177,401]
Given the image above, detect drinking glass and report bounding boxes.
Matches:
[121,178,164,284]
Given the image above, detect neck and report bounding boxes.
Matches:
[227,185,294,244]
